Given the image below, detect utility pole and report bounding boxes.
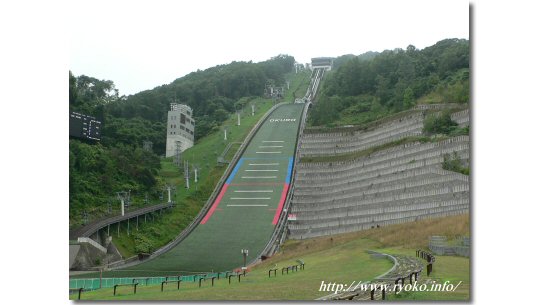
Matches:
[193,165,199,191]
[82,211,88,225]
[224,126,227,141]
[175,140,182,168]
[251,104,255,116]
[166,185,172,203]
[184,160,190,189]
[120,195,124,216]
[235,104,241,126]
[117,191,130,216]
[143,140,153,152]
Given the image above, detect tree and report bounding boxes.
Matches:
[213,108,229,122]
[403,87,415,109]
[313,38,469,127]
[423,111,458,135]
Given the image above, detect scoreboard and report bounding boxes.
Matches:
[69,111,101,141]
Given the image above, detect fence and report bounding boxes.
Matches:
[254,101,310,261]
[317,252,423,301]
[69,272,230,290]
[428,235,470,257]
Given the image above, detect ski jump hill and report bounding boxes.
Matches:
[124,103,306,275]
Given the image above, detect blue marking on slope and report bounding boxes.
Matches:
[226,158,244,184]
[241,156,291,160]
[285,157,294,184]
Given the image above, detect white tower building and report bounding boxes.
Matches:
[165,103,195,157]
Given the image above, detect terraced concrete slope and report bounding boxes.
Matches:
[126,103,305,274]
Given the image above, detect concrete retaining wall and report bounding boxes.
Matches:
[450,109,470,127]
[289,129,470,239]
[428,235,470,257]
[300,113,425,157]
[300,108,469,158]
[77,237,107,253]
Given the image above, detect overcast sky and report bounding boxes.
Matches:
[8,3,538,303]
[70,0,469,96]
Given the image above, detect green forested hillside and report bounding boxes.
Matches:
[69,39,470,230]
[309,38,469,127]
[69,55,295,228]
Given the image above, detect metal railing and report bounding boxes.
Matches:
[253,69,325,260]
[254,100,312,262]
[69,202,175,240]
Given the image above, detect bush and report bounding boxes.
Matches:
[442,152,469,175]
[423,111,458,135]
[449,125,469,136]
[134,233,154,254]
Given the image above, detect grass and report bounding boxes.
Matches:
[306,104,467,133]
[71,214,469,300]
[284,70,310,101]
[72,238,391,300]
[306,109,423,133]
[384,248,470,301]
[331,106,391,128]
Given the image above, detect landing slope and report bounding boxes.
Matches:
[125,103,305,274]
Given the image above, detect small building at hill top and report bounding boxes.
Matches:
[165,103,195,157]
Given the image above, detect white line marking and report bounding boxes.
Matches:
[248,163,280,166]
[263,141,284,143]
[227,204,268,207]
[241,176,277,179]
[256,151,281,154]
[245,169,279,172]
[230,197,271,200]
[234,190,274,193]
[259,146,283,148]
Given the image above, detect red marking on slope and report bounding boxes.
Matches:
[201,184,229,224]
[272,183,289,225]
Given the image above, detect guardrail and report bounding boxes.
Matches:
[413,103,466,110]
[317,251,423,301]
[254,101,311,263]
[113,283,138,296]
[69,288,84,300]
[112,102,286,270]
[70,271,232,290]
[254,69,324,261]
[416,249,436,276]
[69,202,175,240]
